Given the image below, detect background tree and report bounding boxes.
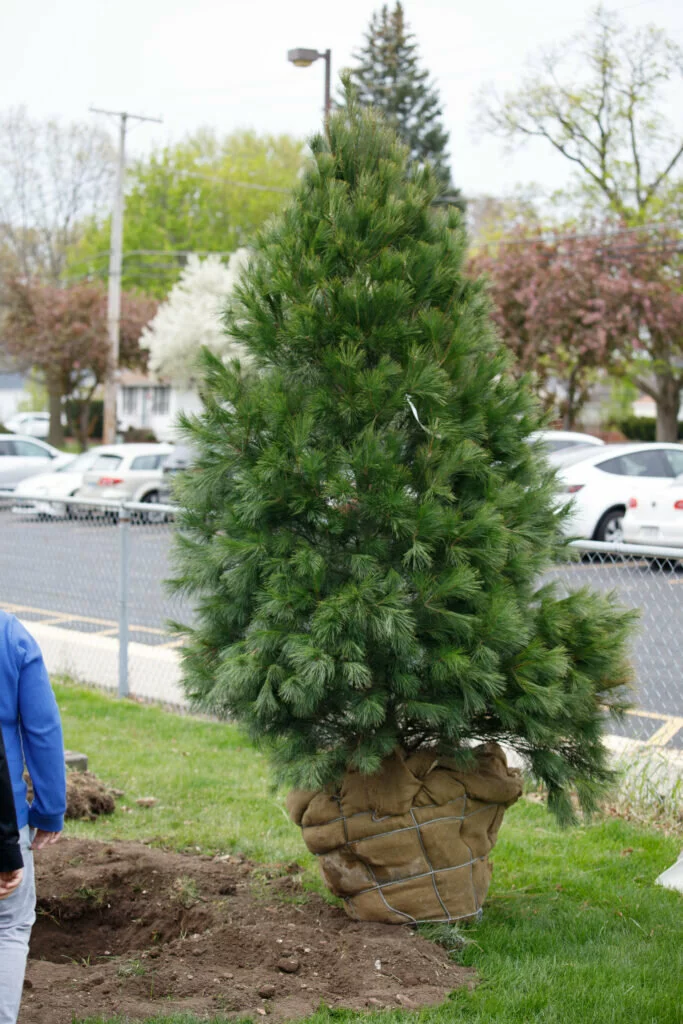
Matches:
[172,89,633,825]
[480,7,683,224]
[469,232,554,401]
[607,230,683,440]
[473,230,629,428]
[3,279,156,447]
[474,226,683,438]
[70,130,305,296]
[141,251,250,386]
[0,108,115,287]
[346,2,462,206]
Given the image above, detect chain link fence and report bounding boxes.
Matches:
[0,494,189,706]
[1,494,682,752]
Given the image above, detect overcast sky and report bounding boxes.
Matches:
[2,0,682,198]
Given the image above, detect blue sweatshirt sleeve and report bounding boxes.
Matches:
[13,620,66,832]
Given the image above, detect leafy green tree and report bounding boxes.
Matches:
[346,2,462,206]
[172,89,634,824]
[69,130,305,296]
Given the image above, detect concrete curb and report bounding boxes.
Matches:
[24,619,187,707]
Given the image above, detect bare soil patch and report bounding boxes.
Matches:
[21,838,475,1023]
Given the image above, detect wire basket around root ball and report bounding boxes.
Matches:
[287,742,523,924]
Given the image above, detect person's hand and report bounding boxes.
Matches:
[30,829,61,852]
[0,868,23,900]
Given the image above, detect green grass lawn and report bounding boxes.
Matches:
[55,682,682,1024]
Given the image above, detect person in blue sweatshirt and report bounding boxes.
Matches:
[0,612,66,1024]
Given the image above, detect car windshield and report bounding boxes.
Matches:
[554,445,631,469]
[55,451,100,473]
[89,454,123,472]
[548,445,602,467]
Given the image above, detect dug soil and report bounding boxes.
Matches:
[21,838,475,1023]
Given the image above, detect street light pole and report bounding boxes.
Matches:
[287,48,332,125]
[90,107,162,444]
[322,49,331,124]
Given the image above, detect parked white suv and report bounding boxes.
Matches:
[75,443,172,511]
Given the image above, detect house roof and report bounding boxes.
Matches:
[0,371,26,390]
[119,370,168,387]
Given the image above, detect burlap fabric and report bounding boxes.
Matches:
[287,742,522,924]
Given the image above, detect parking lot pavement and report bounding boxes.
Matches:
[0,512,191,642]
[1,512,681,746]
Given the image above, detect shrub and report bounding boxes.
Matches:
[122,426,158,443]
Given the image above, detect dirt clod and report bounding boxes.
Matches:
[23,837,475,1023]
[65,771,116,821]
[135,797,158,808]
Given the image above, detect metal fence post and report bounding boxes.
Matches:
[118,503,131,697]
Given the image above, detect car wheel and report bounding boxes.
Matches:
[595,507,625,543]
[140,490,166,524]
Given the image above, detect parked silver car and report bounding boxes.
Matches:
[0,434,72,492]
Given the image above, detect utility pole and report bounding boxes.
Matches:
[91,107,162,443]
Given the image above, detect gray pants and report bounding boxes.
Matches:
[0,827,35,1024]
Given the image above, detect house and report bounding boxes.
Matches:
[117,370,202,442]
[0,371,28,426]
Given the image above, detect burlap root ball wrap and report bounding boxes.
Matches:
[287,742,523,924]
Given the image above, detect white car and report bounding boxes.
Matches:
[5,411,52,438]
[0,435,72,492]
[623,480,683,548]
[11,447,107,517]
[557,443,683,542]
[531,430,605,455]
[75,443,172,509]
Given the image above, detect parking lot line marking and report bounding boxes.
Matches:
[625,708,678,722]
[23,613,75,626]
[645,717,683,747]
[1,601,170,639]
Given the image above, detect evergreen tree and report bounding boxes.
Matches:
[346,2,462,207]
[172,88,634,825]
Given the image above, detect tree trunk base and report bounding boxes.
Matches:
[287,742,522,924]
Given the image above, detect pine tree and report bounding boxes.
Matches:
[172,87,634,825]
[346,2,462,207]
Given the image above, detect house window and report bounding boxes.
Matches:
[123,388,139,415]
[151,386,171,415]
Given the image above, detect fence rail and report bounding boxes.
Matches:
[1,493,682,751]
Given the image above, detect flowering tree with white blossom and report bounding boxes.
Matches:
[141,250,250,386]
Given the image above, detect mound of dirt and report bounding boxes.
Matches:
[21,838,475,1023]
[66,771,117,821]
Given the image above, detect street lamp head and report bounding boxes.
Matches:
[288,48,321,68]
